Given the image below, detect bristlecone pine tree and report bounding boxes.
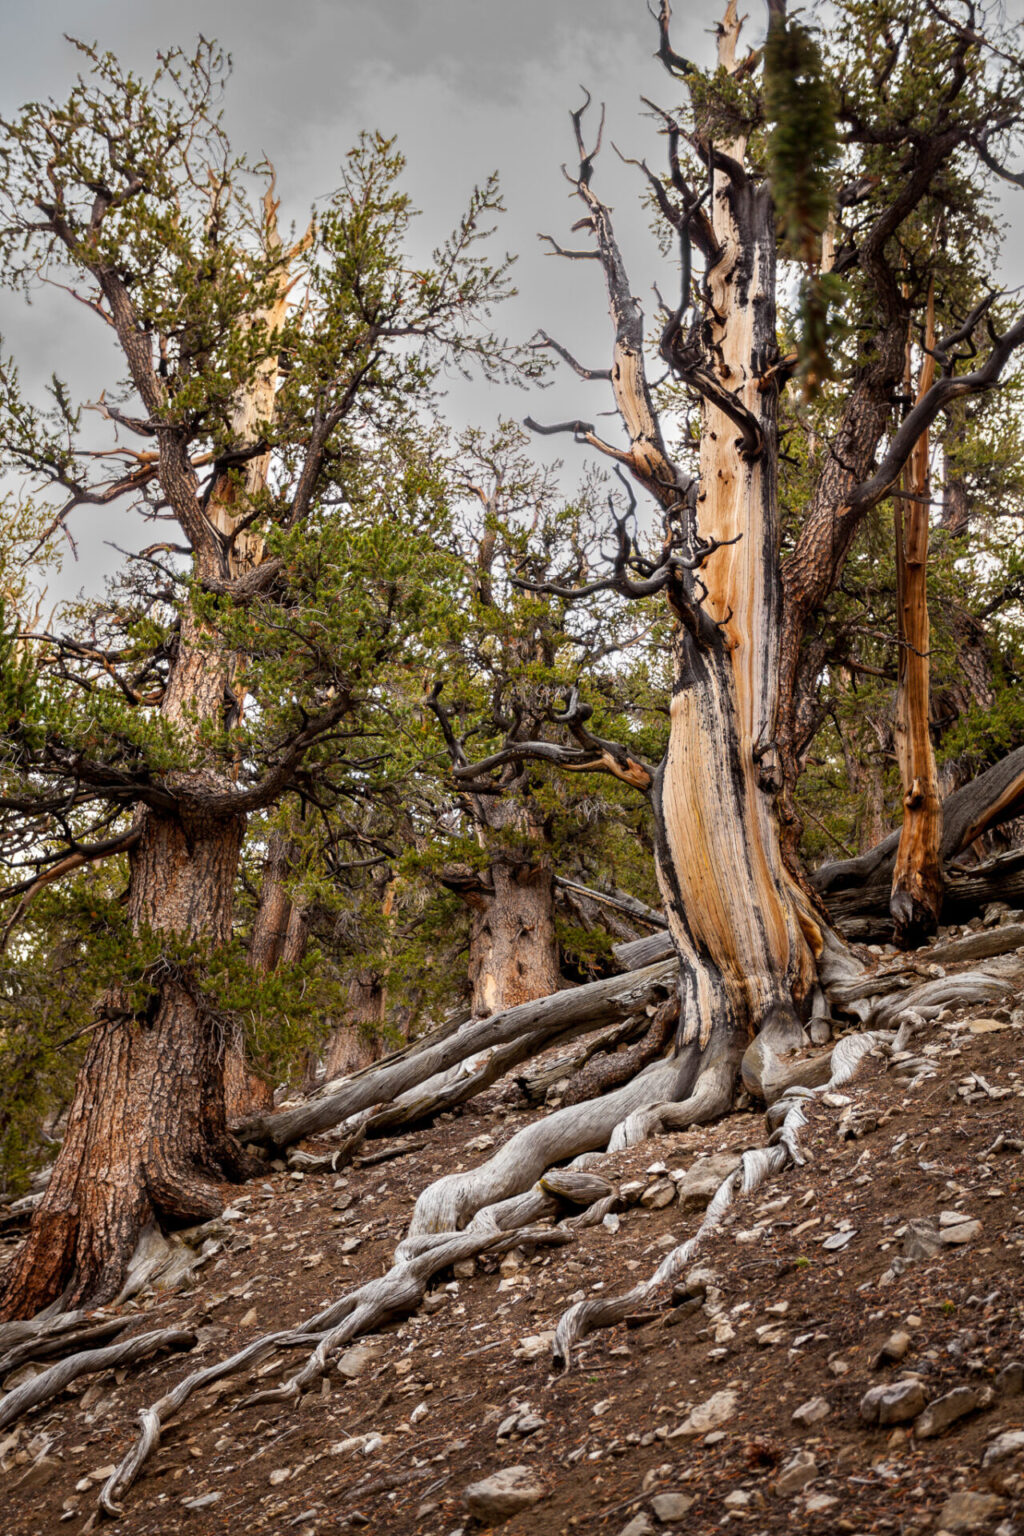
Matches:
[10,2,1024,1509]
[0,41,533,1317]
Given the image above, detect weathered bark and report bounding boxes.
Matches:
[653,16,818,1052]
[0,803,247,1318]
[467,855,559,1016]
[890,292,943,945]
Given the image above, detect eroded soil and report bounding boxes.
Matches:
[2,983,1023,1536]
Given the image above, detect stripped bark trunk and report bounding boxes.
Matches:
[653,22,818,1056]
[890,291,943,945]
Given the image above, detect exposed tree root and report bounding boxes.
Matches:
[64,936,1023,1518]
[551,1031,889,1365]
[97,1224,566,1517]
[0,1327,196,1433]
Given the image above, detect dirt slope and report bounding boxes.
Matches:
[2,985,1023,1536]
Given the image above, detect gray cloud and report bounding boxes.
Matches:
[2,1,1023,600]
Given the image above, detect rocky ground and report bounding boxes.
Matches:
[2,932,1024,1536]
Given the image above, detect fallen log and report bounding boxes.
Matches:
[813,744,1024,895]
[239,957,678,1151]
[826,854,1024,924]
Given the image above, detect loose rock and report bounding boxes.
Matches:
[915,1385,991,1439]
[792,1396,830,1428]
[640,1179,676,1210]
[649,1492,693,1522]
[982,1429,1024,1466]
[859,1379,927,1425]
[463,1465,544,1524]
[775,1450,817,1496]
[937,1490,1006,1532]
[672,1389,738,1438]
[674,1155,741,1212]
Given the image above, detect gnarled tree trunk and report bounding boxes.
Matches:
[0,784,247,1317]
[653,124,818,1056]
[0,200,307,1320]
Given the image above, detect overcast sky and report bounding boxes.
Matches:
[2,0,1023,601]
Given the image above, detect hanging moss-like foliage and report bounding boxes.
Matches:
[765,15,840,394]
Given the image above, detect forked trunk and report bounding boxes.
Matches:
[225,831,305,1118]
[0,800,247,1317]
[890,293,942,945]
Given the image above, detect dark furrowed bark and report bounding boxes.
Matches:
[0,804,248,1320]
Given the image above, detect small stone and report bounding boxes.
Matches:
[809,1017,832,1045]
[983,1429,1024,1466]
[361,1434,384,1456]
[792,1396,830,1427]
[641,1179,676,1210]
[915,1385,991,1439]
[603,1212,621,1234]
[16,1456,60,1490]
[775,1451,817,1496]
[804,1493,839,1514]
[336,1341,382,1380]
[516,1412,546,1436]
[941,1219,983,1246]
[937,1490,1006,1532]
[859,1379,927,1426]
[239,1307,258,1328]
[674,1154,741,1212]
[410,1402,429,1425]
[268,1467,291,1485]
[723,1489,750,1508]
[619,1515,655,1536]
[452,1258,476,1279]
[649,1492,694,1522]
[673,1389,738,1437]
[513,1332,554,1362]
[903,1220,942,1260]
[873,1330,911,1367]
[466,1134,495,1153]
[463,1465,545,1524]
